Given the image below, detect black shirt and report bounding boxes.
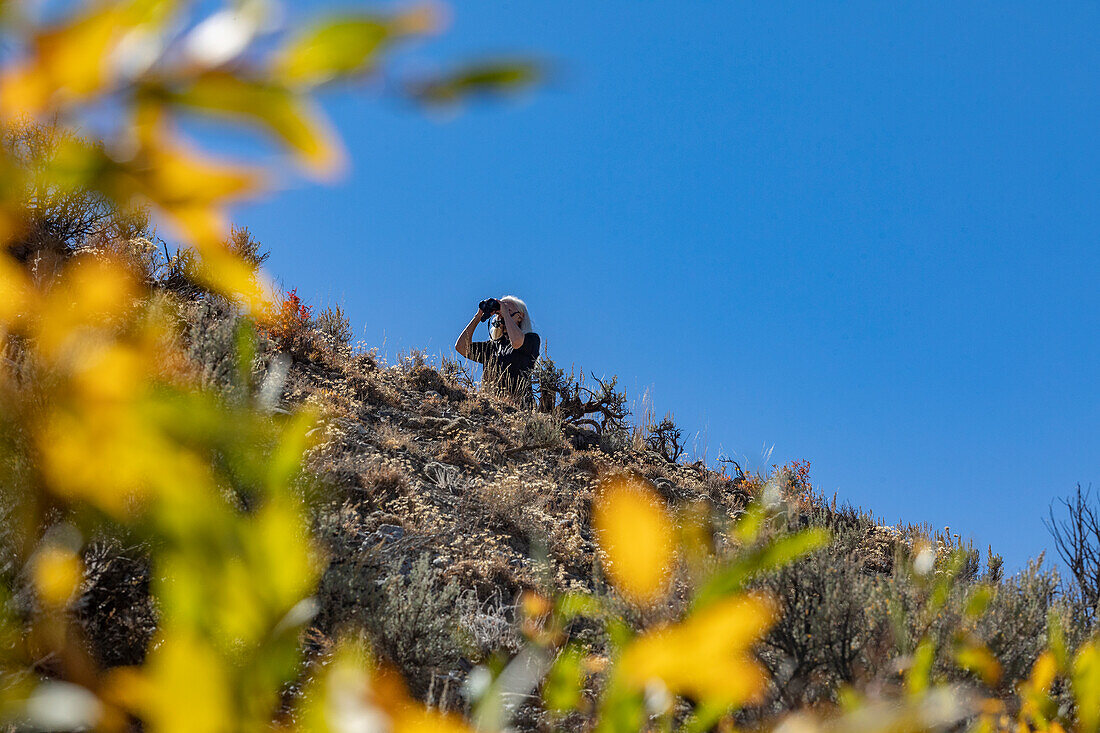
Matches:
[468,332,541,406]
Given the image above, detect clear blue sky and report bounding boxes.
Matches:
[232,2,1100,571]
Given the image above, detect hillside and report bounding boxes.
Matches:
[64,293,1090,731]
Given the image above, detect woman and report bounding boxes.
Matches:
[455,295,541,407]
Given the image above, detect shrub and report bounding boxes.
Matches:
[316,303,352,346]
[270,288,318,359]
[182,300,256,401]
[318,551,477,697]
[975,557,1079,689]
[532,354,627,435]
[224,225,269,271]
[1,121,150,273]
[755,549,889,711]
[76,543,157,668]
[645,414,685,463]
[521,411,566,451]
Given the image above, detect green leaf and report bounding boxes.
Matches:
[266,409,316,493]
[906,638,936,696]
[555,591,605,622]
[691,528,830,612]
[153,72,342,177]
[928,549,969,614]
[410,60,540,105]
[733,501,766,544]
[273,15,393,87]
[543,644,586,714]
[963,584,993,619]
[1047,609,1068,670]
[1074,640,1100,733]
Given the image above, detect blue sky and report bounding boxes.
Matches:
[233,2,1100,571]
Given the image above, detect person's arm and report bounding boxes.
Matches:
[502,308,524,350]
[455,309,484,358]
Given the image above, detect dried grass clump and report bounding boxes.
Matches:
[359,462,410,500]
[521,411,567,451]
[305,387,356,420]
[419,392,446,417]
[437,438,480,471]
[376,423,415,454]
[459,394,499,419]
[349,369,403,409]
[408,363,464,402]
[474,473,548,526]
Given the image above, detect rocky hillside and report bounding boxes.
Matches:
[72,297,1083,730]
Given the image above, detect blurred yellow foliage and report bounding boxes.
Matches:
[31,546,83,608]
[111,630,234,733]
[298,639,474,733]
[0,2,543,731]
[1073,642,1100,733]
[593,474,675,605]
[620,593,776,708]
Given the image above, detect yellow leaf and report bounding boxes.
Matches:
[36,406,154,515]
[115,134,273,309]
[619,594,777,708]
[35,257,139,360]
[32,546,83,607]
[142,138,261,207]
[272,6,442,88]
[273,16,394,87]
[70,344,144,403]
[120,629,233,733]
[188,226,274,314]
[1029,650,1058,693]
[0,63,52,117]
[593,474,675,605]
[0,7,125,115]
[250,494,319,613]
[956,643,1002,687]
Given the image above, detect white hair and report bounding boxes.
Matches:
[490,295,534,340]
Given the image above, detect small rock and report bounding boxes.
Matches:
[377,524,405,542]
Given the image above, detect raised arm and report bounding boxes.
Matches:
[501,305,524,350]
[455,308,484,358]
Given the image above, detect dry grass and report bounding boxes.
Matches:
[437,438,480,471]
[458,394,498,419]
[360,461,409,495]
[348,367,403,409]
[473,472,550,526]
[376,422,415,454]
[305,387,356,420]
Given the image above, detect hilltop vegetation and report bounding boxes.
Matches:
[20,267,1088,730]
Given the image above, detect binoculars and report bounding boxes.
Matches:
[478,298,501,322]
